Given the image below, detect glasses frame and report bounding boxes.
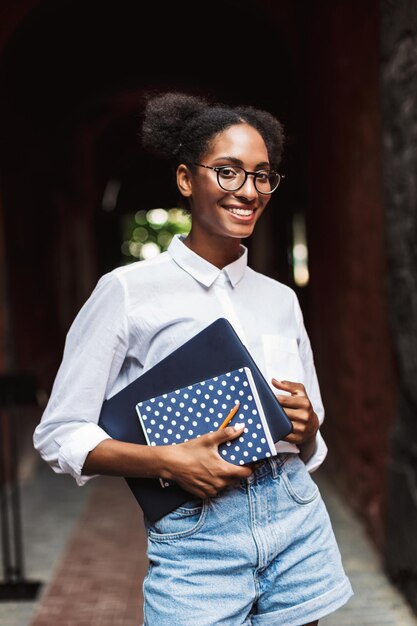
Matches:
[193,162,284,195]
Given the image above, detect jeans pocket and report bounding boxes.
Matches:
[146,498,208,542]
[281,454,320,504]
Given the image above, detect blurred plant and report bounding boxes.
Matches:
[121,208,191,263]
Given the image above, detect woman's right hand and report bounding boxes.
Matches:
[156,424,253,498]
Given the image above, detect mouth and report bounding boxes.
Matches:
[224,206,257,220]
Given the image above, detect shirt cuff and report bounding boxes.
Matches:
[58,423,112,486]
[304,430,328,473]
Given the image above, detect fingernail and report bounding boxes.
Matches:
[234,422,245,430]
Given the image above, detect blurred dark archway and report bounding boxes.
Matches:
[0,0,306,386]
[2,0,412,610]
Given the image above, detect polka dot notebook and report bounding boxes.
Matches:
[135,366,277,487]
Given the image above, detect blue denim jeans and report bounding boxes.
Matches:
[143,454,353,625]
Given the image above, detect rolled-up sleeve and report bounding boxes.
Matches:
[33,273,129,485]
[293,293,328,473]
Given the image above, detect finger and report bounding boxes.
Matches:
[209,423,246,446]
[283,432,303,444]
[271,378,292,392]
[196,485,221,499]
[272,378,305,395]
[284,419,307,434]
[284,416,319,442]
[179,481,214,499]
[284,407,317,423]
[225,463,254,478]
[184,471,249,498]
[282,409,300,421]
[275,395,310,409]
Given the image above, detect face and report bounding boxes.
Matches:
[177,123,272,243]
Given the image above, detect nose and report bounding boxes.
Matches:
[235,174,258,201]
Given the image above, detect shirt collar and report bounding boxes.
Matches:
[167,234,248,288]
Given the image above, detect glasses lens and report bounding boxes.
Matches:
[254,170,280,194]
[216,166,281,193]
[217,166,246,191]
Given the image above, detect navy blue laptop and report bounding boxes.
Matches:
[98,317,292,522]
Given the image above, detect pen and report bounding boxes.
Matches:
[218,401,241,430]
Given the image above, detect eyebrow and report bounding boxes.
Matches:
[211,156,271,170]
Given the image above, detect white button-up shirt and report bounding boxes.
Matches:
[33,235,327,485]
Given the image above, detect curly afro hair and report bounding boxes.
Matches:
[141,91,285,170]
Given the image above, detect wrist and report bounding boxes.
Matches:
[153,445,177,481]
[299,435,317,463]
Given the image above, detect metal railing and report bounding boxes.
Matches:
[0,374,42,600]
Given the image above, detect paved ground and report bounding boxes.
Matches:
[315,472,417,626]
[1,462,417,626]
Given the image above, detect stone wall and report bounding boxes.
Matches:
[381,0,417,611]
[305,0,398,550]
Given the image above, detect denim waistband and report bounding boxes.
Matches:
[244,452,292,484]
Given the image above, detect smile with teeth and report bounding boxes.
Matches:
[227,207,255,216]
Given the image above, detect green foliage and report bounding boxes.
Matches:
[121,208,191,263]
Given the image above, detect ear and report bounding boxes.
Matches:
[176,164,193,198]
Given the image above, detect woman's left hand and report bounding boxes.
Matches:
[271,379,319,449]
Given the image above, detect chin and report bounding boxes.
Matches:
[231,224,257,238]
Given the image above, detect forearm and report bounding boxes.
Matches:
[82,438,165,480]
[82,427,253,499]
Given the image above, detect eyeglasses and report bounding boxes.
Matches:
[193,163,283,194]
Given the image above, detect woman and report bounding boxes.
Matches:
[34,91,353,625]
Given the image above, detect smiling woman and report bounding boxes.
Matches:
[33,91,353,626]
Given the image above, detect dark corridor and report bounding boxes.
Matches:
[2,0,415,614]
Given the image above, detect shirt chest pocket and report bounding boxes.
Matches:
[261,334,305,386]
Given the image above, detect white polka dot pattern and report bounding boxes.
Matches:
[136,367,275,467]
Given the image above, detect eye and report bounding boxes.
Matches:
[255,170,270,183]
[218,167,239,179]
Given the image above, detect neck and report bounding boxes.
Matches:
[183,232,242,269]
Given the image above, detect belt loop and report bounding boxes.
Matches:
[269,453,288,478]
[269,456,279,479]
